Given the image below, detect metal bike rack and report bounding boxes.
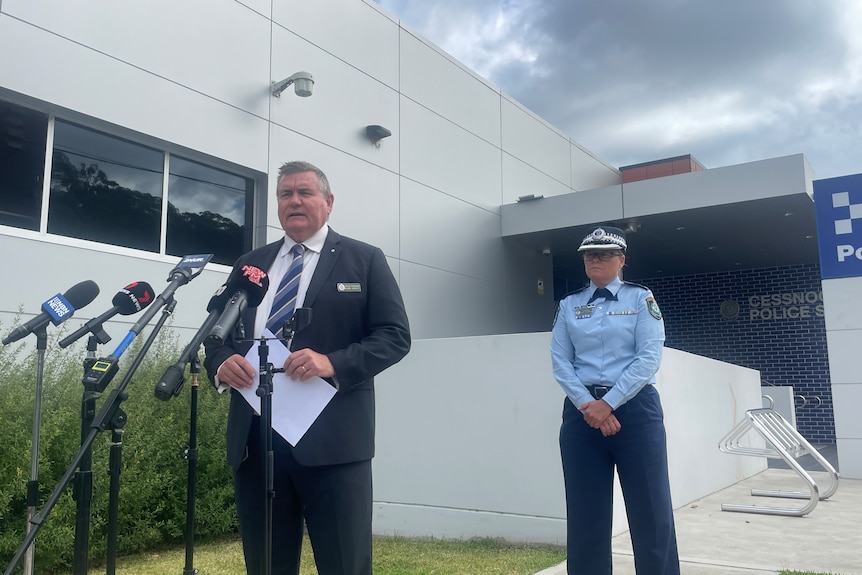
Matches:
[718,407,839,516]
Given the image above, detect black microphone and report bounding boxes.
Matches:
[58,282,156,348]
[2,280,100,345]
[204,264,270,346]
[153,274,240,400]
[154,309,221,401]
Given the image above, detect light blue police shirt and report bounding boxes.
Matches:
[550,276,665,410]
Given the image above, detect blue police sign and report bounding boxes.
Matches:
[814,173,862,279]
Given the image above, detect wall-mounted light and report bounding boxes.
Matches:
[516,194,544,202]
[272,71,315,98]
[366,124,392,147]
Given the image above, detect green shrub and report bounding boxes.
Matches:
[0,320,236,572]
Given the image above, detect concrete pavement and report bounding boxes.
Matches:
[536,468,862,575]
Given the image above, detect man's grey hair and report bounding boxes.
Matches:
[277,161,331,196]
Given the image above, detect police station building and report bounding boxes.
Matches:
[1,0,860,543]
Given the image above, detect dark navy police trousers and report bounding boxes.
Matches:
[560,385,680,575]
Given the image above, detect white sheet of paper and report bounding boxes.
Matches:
[239,329,336,446]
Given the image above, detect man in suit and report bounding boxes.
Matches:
[204,161,411,575]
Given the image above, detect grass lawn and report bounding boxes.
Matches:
[69,535,567,575]
[59,537,839,575]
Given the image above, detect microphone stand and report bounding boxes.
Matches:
[257,335,276,575]
[256,309,312,575]
[22,325,49,575]
[182,355,201,575]
[73,331,111,575]
[105,298,176,575]
[154,308,221,575]
[2,298,177,575]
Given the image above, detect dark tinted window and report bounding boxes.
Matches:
[0,101,48,230]
[167,156,252,265]
[49,121,164,252]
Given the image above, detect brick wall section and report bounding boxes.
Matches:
[633,263,834,443]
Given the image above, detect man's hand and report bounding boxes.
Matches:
[283,348,335,382]
[598,413,621,436]
[578,399,614,429]
[217,354,257,389]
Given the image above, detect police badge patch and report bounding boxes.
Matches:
[646,297,662,320]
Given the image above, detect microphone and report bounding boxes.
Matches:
[58,282,155,348]
[3,280,100,345]
[81,254,213,391]
[204,264,270,346]
[154,309,221,401]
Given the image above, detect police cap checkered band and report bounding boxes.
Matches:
[577,226,627,252]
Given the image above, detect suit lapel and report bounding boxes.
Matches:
[304,229,342,308]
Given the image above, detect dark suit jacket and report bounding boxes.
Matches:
[204,228,411,469]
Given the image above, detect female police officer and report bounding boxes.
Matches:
[550,226,679,575]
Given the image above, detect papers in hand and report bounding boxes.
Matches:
[239,328,336,446]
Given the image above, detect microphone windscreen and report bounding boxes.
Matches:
[206,265,270,312]
[112,281,155,315]
[64,280,101,309]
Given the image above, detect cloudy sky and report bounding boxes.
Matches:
[375,0,861,180]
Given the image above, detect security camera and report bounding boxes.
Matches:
[271,72,314,98]
[542,248,551,257]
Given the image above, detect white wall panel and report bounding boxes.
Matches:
[0,235,226,341]
[270,26,400,173]
[268,126,401,258]
[825,329,862,385]
[502,155,573,205]
[400,179,503,281]
[400,98,502,211]
[822,277,862,331]
[836,438,862,478]
[274,0,399,89]
[0,17,269,171]
[4,0,272,117]
[571,143,622,192]
[399,262,506,339]
[399,30,501,146]
[832,384,862,437]
[501,97,570,185]
[373,335,765,543]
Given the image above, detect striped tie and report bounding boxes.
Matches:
[267,244,305,340]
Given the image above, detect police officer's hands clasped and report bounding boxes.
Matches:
[579,399,621,436]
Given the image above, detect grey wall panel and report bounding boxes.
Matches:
[623,154,809,218]
[4,0,272,118]
[571,142,622,192]
[237,0,270,17]
[400,98,502,212]
[399,261,507,339]
[502,154,573,205]
[501,185,624,237]
[0,17,270,172]
[268,126,401,258]
[399,30,501,146]
[400,179,504,282]
[270,25,400,173]
[501,97,571,186]
[501,240,556,332]
[274,0,399,90]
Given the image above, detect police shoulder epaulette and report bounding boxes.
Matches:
[562,285,590,300]
[623,281,650,291]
